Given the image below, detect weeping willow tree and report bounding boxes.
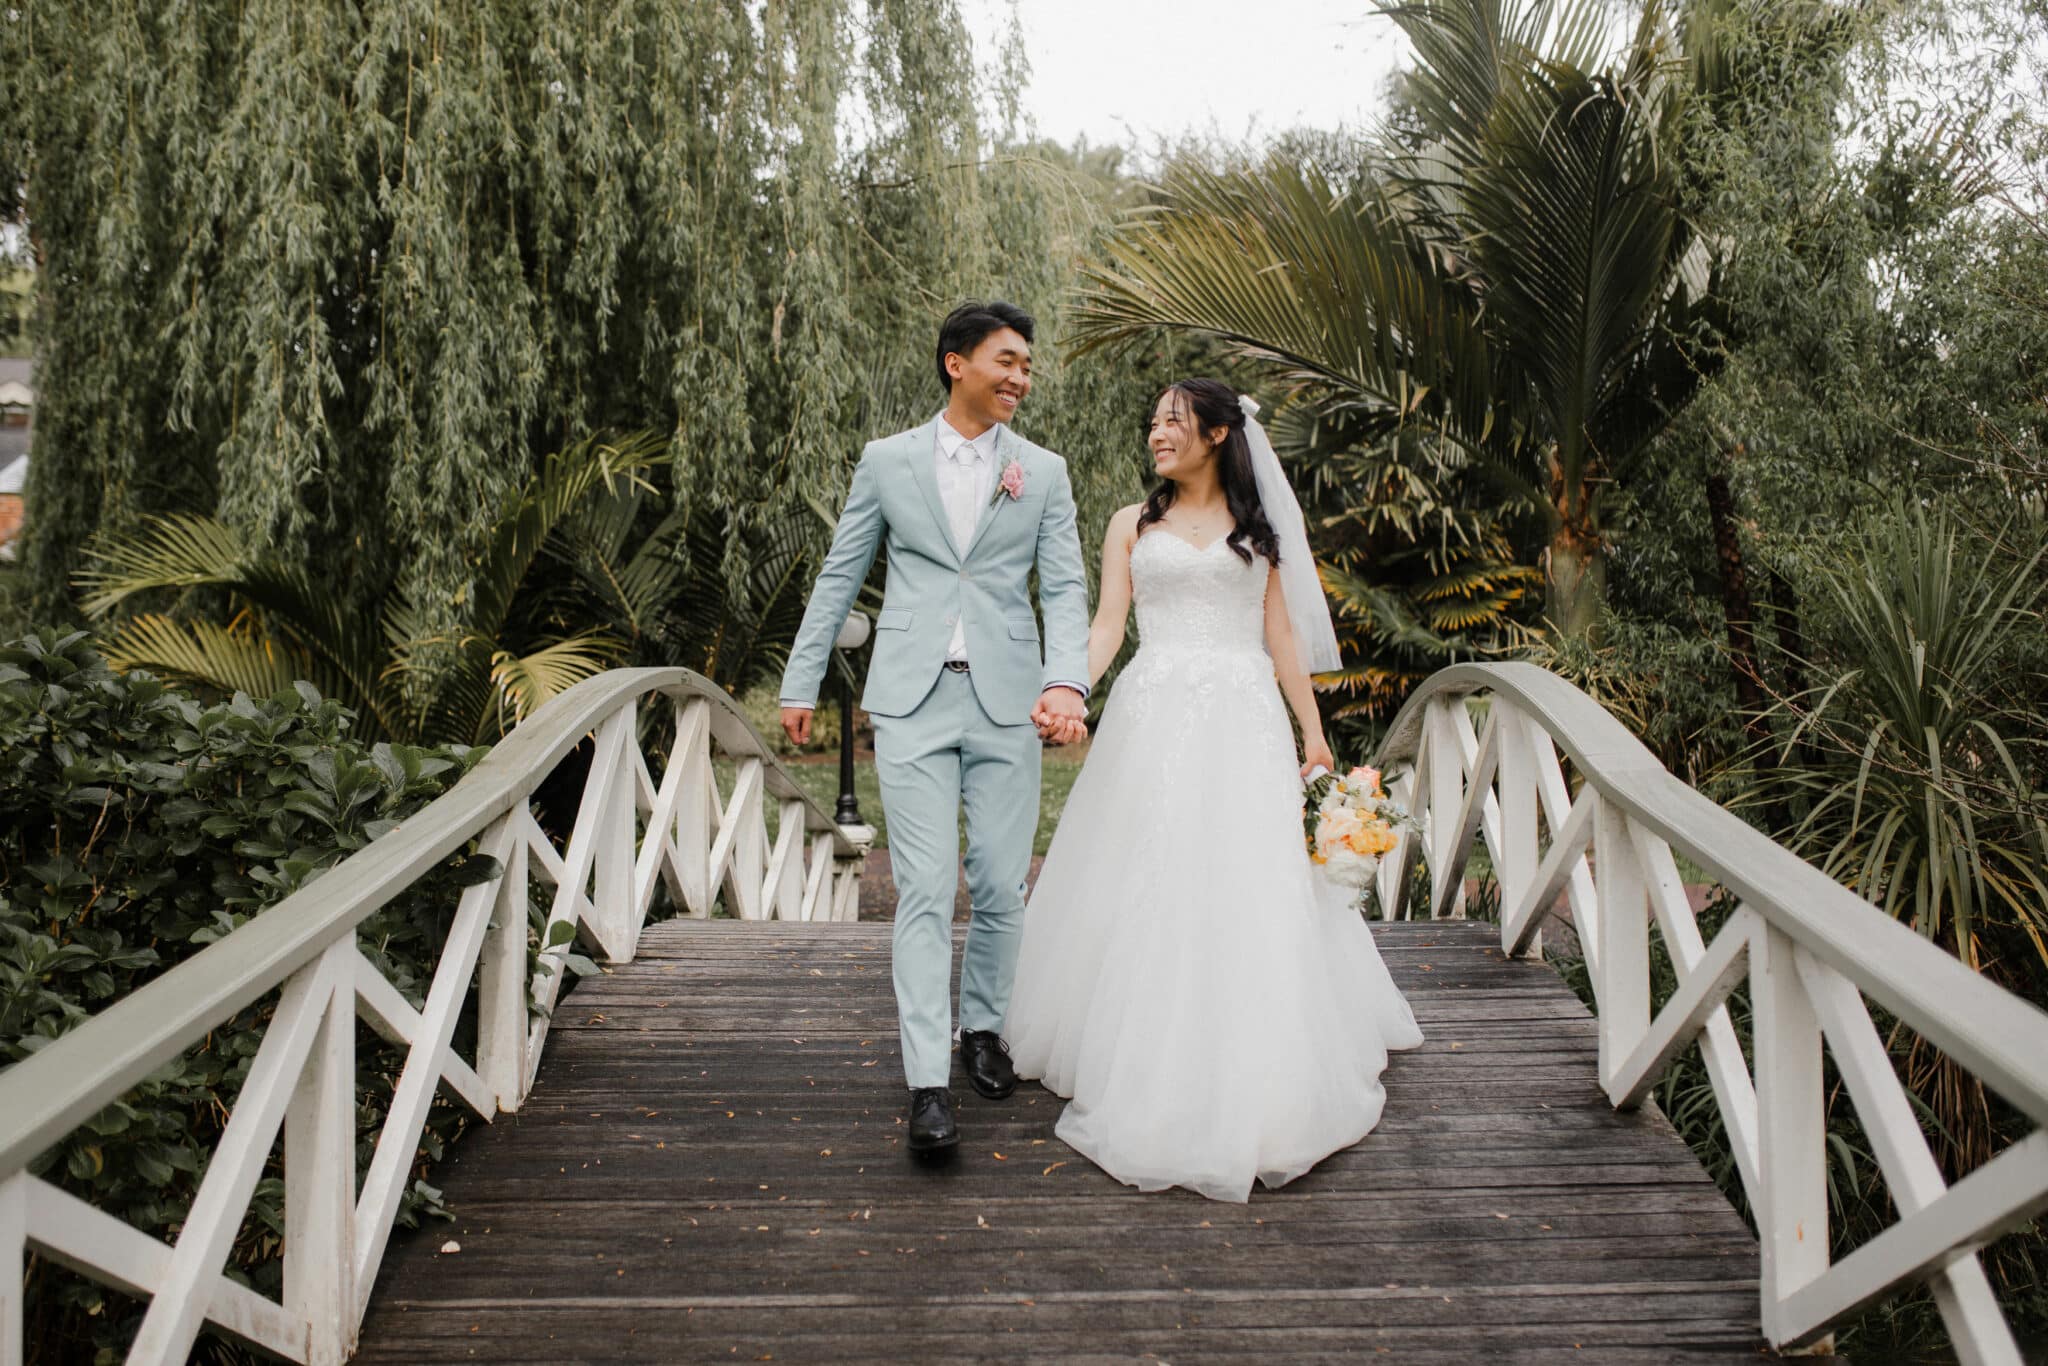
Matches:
[0,0,1158,703]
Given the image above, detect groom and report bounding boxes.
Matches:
[779,302,1091,1155]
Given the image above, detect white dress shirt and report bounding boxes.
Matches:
[935,413,998,663]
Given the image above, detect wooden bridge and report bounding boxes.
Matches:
[3,665,2045,1363]
[348,918,1762,1362]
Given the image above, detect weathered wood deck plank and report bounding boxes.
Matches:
[354,919,1767,1361]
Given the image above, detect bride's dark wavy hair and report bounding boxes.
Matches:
[1137,378,1280,567]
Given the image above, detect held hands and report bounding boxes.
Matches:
[788,696,1085,747]
[1299,734,1335,780]
[780,706,814,748]
[1033,687,1088,746]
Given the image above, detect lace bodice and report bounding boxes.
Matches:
[1111,528,1291,776]
[1130,531,1271,658]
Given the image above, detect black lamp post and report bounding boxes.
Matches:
[832,610,870,827]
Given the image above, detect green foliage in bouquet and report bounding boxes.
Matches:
[0,629,495,1362]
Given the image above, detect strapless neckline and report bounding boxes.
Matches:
[1135,530,1231,558]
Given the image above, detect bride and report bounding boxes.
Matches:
[1002,378,1423,1203]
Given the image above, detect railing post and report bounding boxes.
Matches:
[284,940,357,1366]
[127,942,347,1365]
[592,704,639,957]
[1494,703,1541,958]
[1593,794,1649,1088]
[477,811,531,1111]
[832,861,863,922]
[672,699,714,916]
[763,799,808,920]
[1425,699,1466,918]
[1378,765,1421,919]
[725,758,767,920]
[1756,925,1831,1351]
[1,1172,24,1366]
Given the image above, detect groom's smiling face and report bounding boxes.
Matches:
[945,328,1033,428]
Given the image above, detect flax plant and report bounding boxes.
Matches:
[1751,504,2048,1173]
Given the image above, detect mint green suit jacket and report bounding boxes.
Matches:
[779,420,1091,725]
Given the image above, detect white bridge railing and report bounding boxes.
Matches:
[0,668,867,1365]
[5,662,2044,1363]
[1370,662,2048,1362]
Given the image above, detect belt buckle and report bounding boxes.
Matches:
[943,660,971,673]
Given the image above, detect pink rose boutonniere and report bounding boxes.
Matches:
[989,459,1025,507]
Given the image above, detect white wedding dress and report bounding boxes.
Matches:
[1003,531,1424,1203]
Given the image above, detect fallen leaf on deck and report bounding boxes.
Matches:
[1041,1161,1067,1176]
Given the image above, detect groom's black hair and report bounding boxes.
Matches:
[935,300,1036,392]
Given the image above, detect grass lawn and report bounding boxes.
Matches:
[719,744,1088,858]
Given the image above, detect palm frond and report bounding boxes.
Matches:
[460,430,669,650]
[486,633,620,739]
[76,515,253,617]
[80,515,399,731]
[98,613,365,720]
[1069,159,1505,456]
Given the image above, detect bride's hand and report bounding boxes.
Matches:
[1300,736,1335,779]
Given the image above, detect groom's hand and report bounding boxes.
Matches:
[1032,687,1088,745]
[780,706,814,747]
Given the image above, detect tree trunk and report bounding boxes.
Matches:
[1762,566,1822,767]
[1704,468,1769,742]
[1762,567,1810,699]
[1544,524,1607,642]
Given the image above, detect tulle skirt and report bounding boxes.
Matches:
[1004,646,1423,1203]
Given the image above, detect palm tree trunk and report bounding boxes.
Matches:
[1544,526,1606,640]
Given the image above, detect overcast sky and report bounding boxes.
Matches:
[963,1,1408,153]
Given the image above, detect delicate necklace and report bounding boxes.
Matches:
[1179,500,1226,536]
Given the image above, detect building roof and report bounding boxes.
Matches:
[0,357,32,396]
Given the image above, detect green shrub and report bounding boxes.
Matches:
[0,628,494,1363]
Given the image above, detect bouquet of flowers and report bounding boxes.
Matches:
[1303,764,1413,893]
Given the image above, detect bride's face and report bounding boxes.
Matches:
[1148,392,1224,482]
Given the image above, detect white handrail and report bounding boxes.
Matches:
[1370,662,2048,1361]
[0,667,869,1365]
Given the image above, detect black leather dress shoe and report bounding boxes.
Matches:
[959,1029,1018,1100]
[906,1086,959,1152]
